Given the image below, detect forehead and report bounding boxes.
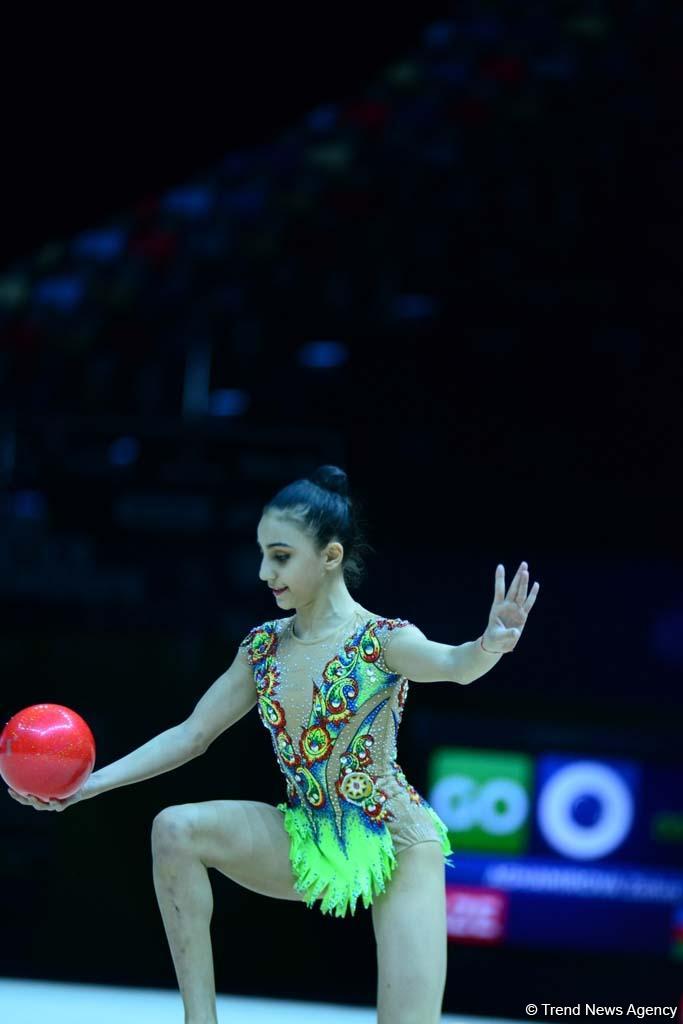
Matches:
[256,513,307,547]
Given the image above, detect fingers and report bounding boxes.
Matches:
[30,795,56,809]
[508,562,539,605]
[7,787,57,810]
[507,561,525,602]
[8,788,32,806]
[497,561,541,614]
[524,580,540,612]
[495,564,505,602]
[519,563,528,602]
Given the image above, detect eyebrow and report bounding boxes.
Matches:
[256,541,294,549]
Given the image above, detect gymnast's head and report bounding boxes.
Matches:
[256,464,373,608]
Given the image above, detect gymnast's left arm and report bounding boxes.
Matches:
[384,561,540,686]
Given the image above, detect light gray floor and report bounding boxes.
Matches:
[0,977,523,1024]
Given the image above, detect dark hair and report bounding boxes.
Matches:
[262,464,374,590]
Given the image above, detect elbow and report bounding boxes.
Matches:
[181,724,207,756]
[192,733,210,756]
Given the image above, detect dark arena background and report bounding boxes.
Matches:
[1,3,682,1022]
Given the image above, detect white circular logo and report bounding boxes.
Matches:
[537,761,634,859]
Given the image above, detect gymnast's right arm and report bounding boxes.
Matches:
[87,645,257,798]
[6,646,257,810]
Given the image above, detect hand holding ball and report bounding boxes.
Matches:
[0,704,96,806]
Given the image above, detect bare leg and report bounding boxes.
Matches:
[152,824,218,1024]
[151,800,304,1024]
[371,840,448,1024]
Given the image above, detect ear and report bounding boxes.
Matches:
[324,541,344,570]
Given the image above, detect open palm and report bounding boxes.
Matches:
[483,562,540,654]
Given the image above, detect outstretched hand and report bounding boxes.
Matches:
[6,781,91,812]
[482,562,540,654]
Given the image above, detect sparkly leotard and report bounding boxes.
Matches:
[238,605,454,917]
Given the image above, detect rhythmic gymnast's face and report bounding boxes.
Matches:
[256,511,345,609]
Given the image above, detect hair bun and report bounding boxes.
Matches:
[309,464,349,498]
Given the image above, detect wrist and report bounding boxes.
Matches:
[82,773,105,799]
[479,634,504,655]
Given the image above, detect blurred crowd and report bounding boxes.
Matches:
[0,1,672,421]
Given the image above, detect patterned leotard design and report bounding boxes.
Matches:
[239,613,454,917]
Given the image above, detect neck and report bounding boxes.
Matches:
[292,584,359,641]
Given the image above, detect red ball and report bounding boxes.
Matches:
[0,704,96,800]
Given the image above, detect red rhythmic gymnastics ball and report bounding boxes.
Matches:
[0,704,96,800]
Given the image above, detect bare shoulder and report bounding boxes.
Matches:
[357,607,401,623]
[364,611,419,629]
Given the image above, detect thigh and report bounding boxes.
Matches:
[152,799,305,903]
[371,840,447,1024]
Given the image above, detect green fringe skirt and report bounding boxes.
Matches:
[277,800,454,918]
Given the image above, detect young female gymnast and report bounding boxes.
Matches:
[8,464,539,1024]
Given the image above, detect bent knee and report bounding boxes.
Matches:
[151,805,197,852]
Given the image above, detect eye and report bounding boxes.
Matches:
[256,546,290,563]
